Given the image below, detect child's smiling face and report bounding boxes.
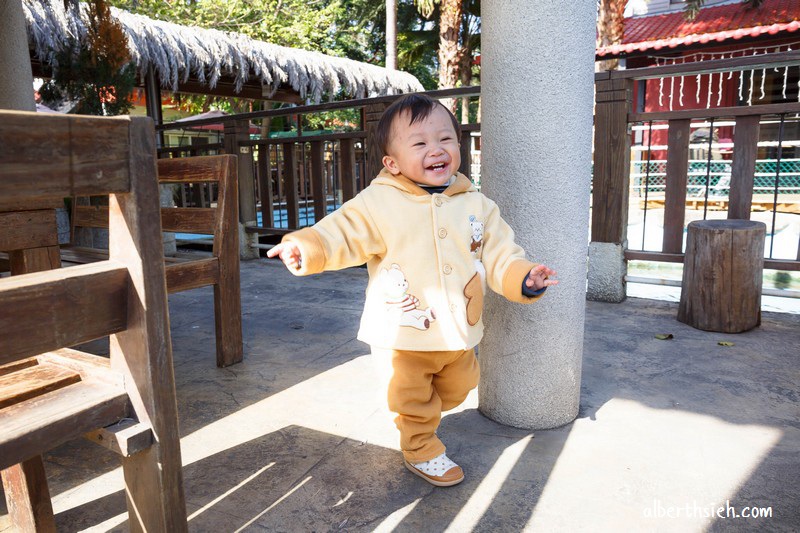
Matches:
[381,104,461,187]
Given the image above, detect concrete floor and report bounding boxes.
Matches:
[2,258,798,532]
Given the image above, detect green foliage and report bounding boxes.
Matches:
[40,0,136,115]
[684,0,764,20]
[39,45,137,116]
[773,271,792,290]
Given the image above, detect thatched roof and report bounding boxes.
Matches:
[23,0,423,102]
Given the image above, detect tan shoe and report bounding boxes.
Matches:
[404,453,464,487]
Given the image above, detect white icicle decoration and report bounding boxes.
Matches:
[706,73,712,109]
[21,0,423,102]
[748,70,754,106]
[783,66,789,100]
[669,74,675,111]
[679,75,685,107]
[717,69,724,107]
[696,74,702,103]
[760,68,766,100]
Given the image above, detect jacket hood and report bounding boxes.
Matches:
[372,168,476,197]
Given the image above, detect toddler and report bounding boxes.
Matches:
[268,94,557,486]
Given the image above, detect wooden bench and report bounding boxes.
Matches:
[0,111,187,531]
[60,155,243,367]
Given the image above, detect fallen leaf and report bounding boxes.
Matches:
[718,341,734,347]
[655,333,674,340]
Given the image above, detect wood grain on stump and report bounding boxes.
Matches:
[678,219,766,333]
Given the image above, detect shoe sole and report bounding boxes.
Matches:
[404,460,464,487]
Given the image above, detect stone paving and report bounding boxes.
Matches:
[2,258,798,532]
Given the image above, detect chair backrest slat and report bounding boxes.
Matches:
[0,112,131,210]
[0,262,129,366]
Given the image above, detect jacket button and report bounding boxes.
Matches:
[443,264,452,275]
[438,228,447,238]
[434,197,443,207]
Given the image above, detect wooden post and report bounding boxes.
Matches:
[310,140,326,222]
[678,219,766,333]
[591,75,632,244]
[282,142,300,229]
[111,117,187,531]
[663,119,691,253]
[365,102,389,182]
[257,144,274,228]
[459,129,472,180]
[224,120,257,225]
[213,155,243,367]
[728,115,761,220]
[339,138,357,202]
[1,459,55,532]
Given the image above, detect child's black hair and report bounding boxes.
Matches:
[375,94,461,157]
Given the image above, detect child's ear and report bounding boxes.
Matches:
[382,155,402,175]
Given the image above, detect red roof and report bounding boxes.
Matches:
[597,0,800,57]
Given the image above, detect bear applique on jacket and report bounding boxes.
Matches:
[379,264,436,330]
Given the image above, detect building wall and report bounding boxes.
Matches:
[627,0,742,17]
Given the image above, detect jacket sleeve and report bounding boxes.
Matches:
[280,194,385,275]
[480,198,545,304]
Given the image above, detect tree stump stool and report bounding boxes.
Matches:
[678,219,766,333]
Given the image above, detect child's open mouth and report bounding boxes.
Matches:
[428,162,447,172]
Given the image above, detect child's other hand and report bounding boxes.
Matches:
[267,242,302,270]
[526,264,558,291]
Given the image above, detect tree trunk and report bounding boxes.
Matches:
[438,0,462,112]
[386,0,397,71]
[596,0,625,71]
[0,0,35,111]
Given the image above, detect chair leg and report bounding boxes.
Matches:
[121,447,187,533]
[213,276,243,367]
[2,457,56,533]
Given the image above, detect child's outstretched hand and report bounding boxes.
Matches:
[526,264,559,291]
[267,242,302,271]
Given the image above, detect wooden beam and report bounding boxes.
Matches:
[0,210,58,250]
[0,381,130,470]
[165,258,220,293]
[84,419,153,457]
[663,119,691,254]
[630,102,800,123]
[0,111,131,201]
[158,155,234,183]
[728,115,761,220]
[0,262,129,366]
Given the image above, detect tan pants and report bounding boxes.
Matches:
[371,347,480,463]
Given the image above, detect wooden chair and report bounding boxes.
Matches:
[0,111,188,531]
[60,155,243,367]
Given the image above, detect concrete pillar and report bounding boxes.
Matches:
[0,0,35,111]
[478,2,595,429]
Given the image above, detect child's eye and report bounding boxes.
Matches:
[414,142,425,147]
[441,137,452,141]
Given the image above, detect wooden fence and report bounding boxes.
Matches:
[156,86,481,244]
[594,50,800,272]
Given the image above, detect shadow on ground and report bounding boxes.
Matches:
[1,260,798,531]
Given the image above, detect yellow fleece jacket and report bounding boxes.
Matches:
[282,169,544,351]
